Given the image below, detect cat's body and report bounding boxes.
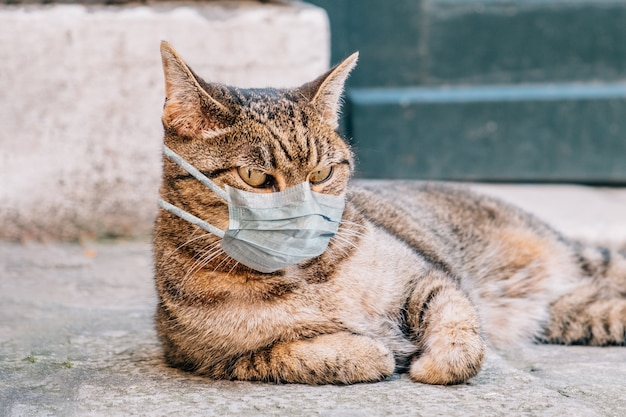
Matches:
[154,42,626,385]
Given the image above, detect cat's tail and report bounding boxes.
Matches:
[541,243,626,345]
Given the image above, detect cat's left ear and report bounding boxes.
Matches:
[160,41,235,139]
[299,52,359,130]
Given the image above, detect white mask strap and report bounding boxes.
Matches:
[157,199,225,238]
[159,145,227,238]
[162,145,229,201]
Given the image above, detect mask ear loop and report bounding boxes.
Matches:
[158,199,225,238]
[162,145,229,201]
[158,145,228,238]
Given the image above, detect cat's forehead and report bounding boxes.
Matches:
[229,86,305,121]
[217,85,350,173]
[233,86,291,103]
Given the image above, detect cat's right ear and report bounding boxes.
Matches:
[298,52,359,130]
[160,41,235,139]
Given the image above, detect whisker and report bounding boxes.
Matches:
[331,234,359,251]
[180,240,221,272]
[213,253,235,272]
[338,224,367,238]
[337,229,366,239]
[328,242,351,258]
[340,219,367,229]
[333,233,357,248]
[181,241,224,284]
[329,234,358,256]
[337,227,364,240]
[226,260,240,276]
[164,232,214,260]
[182,253,218,285]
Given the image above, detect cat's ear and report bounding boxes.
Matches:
[160,41,235,139]
[299,52,359,130]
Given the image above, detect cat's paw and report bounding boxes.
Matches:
[545,296,626,345]
[343,335,396,383]
[231,333,395,385]
[273,333,395,384]
[409,325,486,385]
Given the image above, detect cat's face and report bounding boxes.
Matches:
[159,42,358,208]
[170,88,354,199]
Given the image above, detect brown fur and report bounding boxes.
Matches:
[153,41,626,385]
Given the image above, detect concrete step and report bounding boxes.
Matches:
[349,83,626,182]
[0,2,329,241]
[424,0,626,86]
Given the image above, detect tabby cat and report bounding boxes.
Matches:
[153,41,626,385]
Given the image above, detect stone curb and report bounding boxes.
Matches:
[0,2,329,241]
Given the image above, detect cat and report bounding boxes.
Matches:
[153,41,626,385]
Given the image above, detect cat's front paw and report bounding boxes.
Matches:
[231,333,395,385]
[409,325,486,385]
[273,333,395,384]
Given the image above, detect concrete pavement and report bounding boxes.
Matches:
[3,3,626,415]
[1,184,626,416]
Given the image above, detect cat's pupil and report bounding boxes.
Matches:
[238,167,269,188]
[309,166,333,185]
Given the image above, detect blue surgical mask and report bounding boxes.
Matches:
[158,145,346,273]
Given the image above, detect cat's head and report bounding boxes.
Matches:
[159,41,358,200]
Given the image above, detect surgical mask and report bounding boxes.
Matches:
[158,145,346,273]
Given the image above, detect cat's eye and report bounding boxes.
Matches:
[309,166,333,185]
[238,167,269,187]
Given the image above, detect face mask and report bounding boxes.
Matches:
[158,145,346,273]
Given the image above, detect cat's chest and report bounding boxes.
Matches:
[322,223,431,324]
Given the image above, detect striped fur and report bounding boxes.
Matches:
[153,42,626,385]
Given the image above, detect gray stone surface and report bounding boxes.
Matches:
[1,185,626,416]
[0,2,329,241]
[3,3,625,414]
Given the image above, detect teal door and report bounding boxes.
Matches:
[308,0,626,184]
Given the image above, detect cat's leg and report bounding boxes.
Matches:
[542,246,626,345]
[224,332,395,384]
[405,270,486,384]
